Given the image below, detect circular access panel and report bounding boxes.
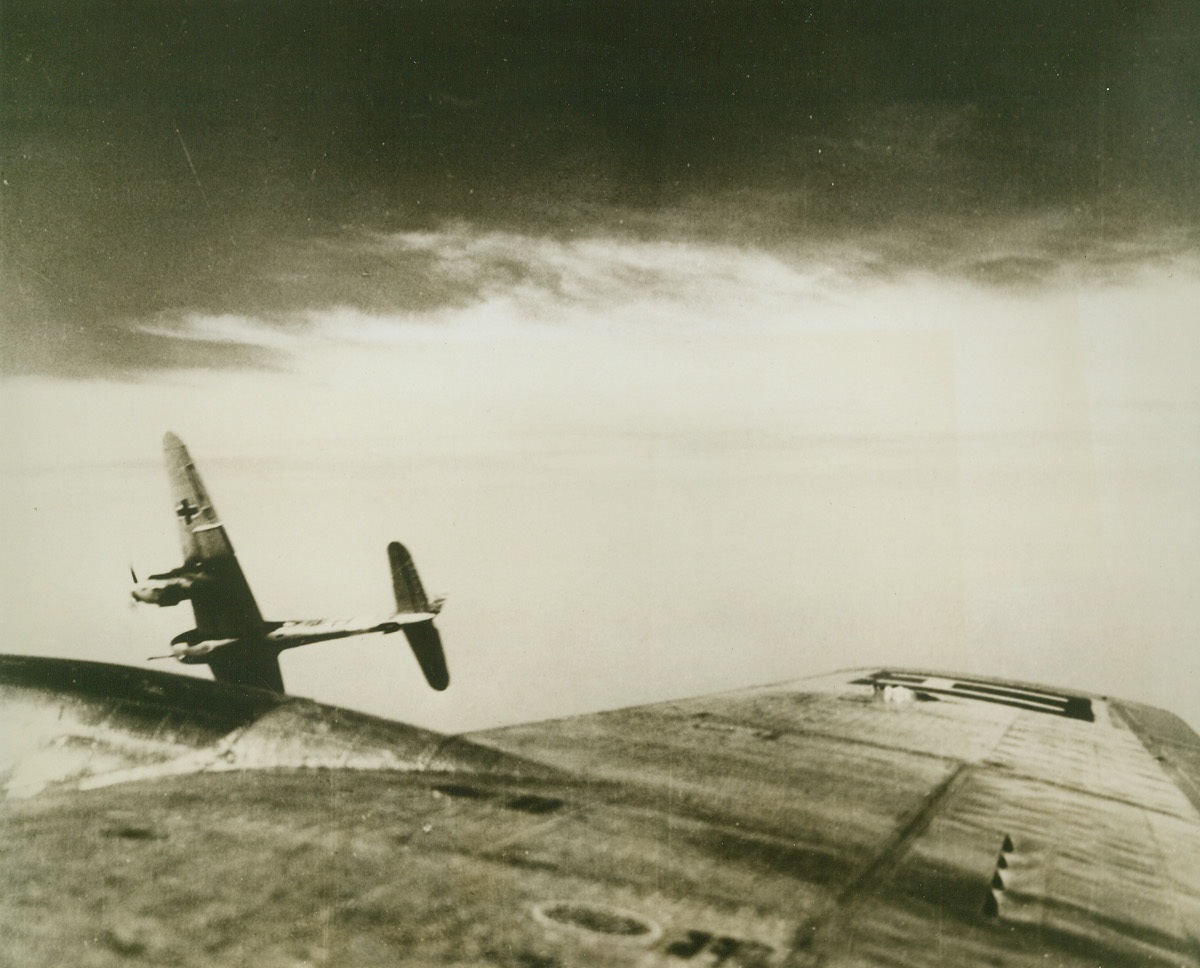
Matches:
[532,901,661,943]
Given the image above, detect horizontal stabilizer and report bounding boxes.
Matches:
[403,620,450,691]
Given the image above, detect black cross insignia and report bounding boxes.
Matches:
[175,499,200,525]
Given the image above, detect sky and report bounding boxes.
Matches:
[2,1,1199,733]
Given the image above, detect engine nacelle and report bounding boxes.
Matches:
[131,571,208,606]
[170,629,238,663]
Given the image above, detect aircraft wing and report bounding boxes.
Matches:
[3,655,1199,967]
[206,644,285,693]
[162,432,264,638]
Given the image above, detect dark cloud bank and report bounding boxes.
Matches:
[3,0,1198,375]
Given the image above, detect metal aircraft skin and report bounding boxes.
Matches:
[129,432,449,693]
[2,657,1199,967]
[3,440,1200,967]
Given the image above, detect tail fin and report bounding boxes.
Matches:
[403,621,450,691]
[388,542,449,691]
[389,541,434,614]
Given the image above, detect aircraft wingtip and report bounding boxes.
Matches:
[163,431,184,450]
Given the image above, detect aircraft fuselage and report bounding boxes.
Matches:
[168,614,435,664]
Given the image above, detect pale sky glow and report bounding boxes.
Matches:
[3,231,1198,732]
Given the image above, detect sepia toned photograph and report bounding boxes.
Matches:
[2,2,1199,965]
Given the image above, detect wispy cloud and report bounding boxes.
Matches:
[126,213,1200,366]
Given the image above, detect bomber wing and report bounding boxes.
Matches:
[162,432,264,638]
[2,656,1199,967]
[471,669,1200,966]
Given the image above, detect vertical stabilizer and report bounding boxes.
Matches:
[387,541,449,690]
[404,621,450,691]
[388,541,432,615]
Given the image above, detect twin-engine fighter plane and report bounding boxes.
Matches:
[130,432,449,693]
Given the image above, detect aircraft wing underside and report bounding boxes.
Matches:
[162,432,264,638]
[206,643,285,693]
[2,655,1199,967]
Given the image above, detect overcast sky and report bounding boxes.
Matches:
[2,1,1198,732]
